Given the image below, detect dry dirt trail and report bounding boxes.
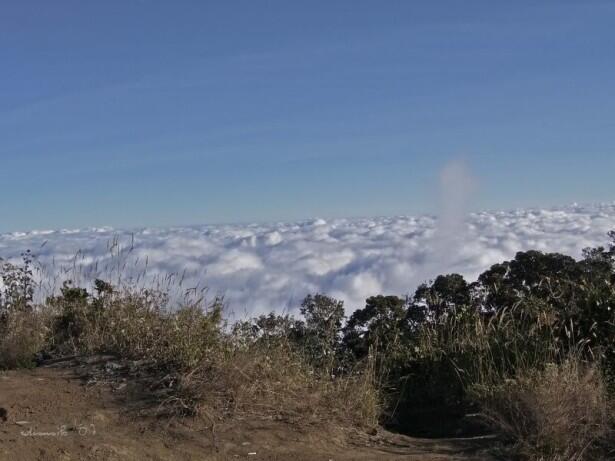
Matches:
[0,362,497,461]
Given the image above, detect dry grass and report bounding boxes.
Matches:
[40,284,383,430]
[417,306,614,460]
[0,309,48,369]
[474,357,613,460]
[169,341,381,428]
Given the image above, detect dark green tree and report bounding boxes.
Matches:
[412,273,471,321]
[343,295,409,360]
[300,294,345,371]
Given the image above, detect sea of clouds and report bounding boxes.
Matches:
[1,203,614,317]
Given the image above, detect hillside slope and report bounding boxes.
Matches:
[0,361,496,461]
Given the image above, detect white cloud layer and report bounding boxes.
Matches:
[1,203,614,316]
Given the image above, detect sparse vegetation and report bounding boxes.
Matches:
[0,232,614,460]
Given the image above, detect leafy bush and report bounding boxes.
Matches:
[0,250,35,316]
[0,251,45,368]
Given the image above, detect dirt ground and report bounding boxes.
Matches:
[0,361,497,461]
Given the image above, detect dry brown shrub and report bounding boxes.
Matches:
[167,341,381,429]
[474,357,613,460]
[47,286,381,430]
[0,309,48,369]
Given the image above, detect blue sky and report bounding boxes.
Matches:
[1,1,614,232]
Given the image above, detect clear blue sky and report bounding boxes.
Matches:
[1,1,614,232]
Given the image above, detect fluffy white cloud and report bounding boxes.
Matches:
[1,203,614,316]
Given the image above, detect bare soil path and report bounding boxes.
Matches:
[0,364,497,461]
